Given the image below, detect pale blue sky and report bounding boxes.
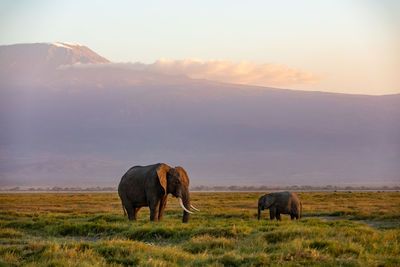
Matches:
[1,0,399,94]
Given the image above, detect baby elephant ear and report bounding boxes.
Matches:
[265,195,275,208]
[156,164,170,195]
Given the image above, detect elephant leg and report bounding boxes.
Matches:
[134,207,141,221]
[269,209,275,220]
[149,201,160,222]
[158,196,168,221]
[276,213,281,221]
[290,214,294,220]
[124,201,135,221]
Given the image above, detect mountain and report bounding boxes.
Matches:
[0,43,109,86]
[0,43,399,187]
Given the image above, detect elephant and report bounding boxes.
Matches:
[257,191,302,220]
[118,163,199,223]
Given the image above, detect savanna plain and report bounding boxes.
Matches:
[0,191,399,266]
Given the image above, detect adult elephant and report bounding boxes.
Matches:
[257,191,302,221]
[118,163,199,223]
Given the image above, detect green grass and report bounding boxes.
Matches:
[0,192,399,266]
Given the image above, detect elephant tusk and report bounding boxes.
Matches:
[178,198,193,214]
[190,204,200,212]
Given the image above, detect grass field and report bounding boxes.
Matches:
[0,192,399,266]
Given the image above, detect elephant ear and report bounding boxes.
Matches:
[264,195,276,209]
[156,164,170,195]
[175,166,189,185]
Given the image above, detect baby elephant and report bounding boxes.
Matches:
[258,191,302,220]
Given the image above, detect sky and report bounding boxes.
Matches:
[0,0,399,95]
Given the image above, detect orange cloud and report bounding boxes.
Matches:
[60,59,320,87]
[149,59,320,87]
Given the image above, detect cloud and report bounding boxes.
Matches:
[147,59,320,87]
[59,59,320,87]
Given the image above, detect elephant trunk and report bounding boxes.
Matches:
[181,191,191,223]
[257,206,261,220]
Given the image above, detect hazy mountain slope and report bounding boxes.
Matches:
[0,43,399,186]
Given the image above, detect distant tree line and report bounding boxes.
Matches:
[5,186,115,192]
[2,184,399,192]
[190,185,400,191]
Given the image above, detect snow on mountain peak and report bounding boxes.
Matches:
[51,42,82,49]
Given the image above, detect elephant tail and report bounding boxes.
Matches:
[122,203,127,216]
